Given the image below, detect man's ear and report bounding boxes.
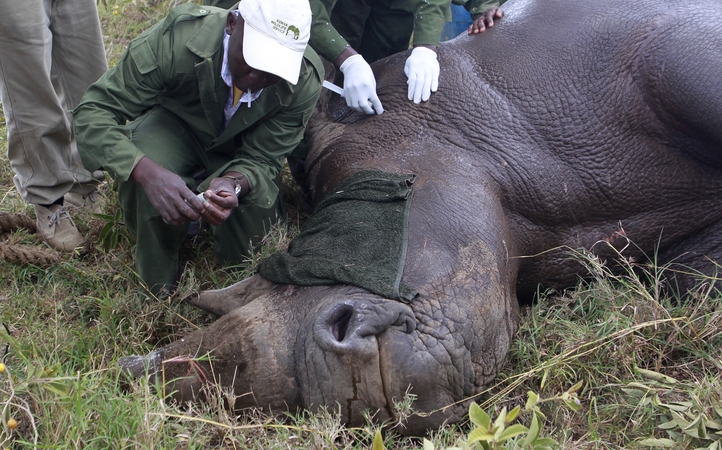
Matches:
[225,11,237,35]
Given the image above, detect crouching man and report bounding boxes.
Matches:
[73,0,322,297]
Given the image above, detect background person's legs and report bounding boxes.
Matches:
[51,0,109,206]
[0,0,106,206]
[0,0,107,251]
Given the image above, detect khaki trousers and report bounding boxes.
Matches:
[0,0,107,205]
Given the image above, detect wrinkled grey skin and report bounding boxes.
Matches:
[119,0,722,435]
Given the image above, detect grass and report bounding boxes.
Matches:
[2,0,722,448]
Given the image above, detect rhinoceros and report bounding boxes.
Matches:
[119,0,722,435]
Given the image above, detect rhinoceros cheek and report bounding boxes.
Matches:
[376,331,468,435]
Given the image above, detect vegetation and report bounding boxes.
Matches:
[1,0,721,448]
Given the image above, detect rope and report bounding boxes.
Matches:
[0,212,59,266]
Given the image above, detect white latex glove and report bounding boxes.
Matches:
[339,54,384,114]
[403,46,440,104]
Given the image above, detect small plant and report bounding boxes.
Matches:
[459,382,583,450]
[624,368,722,449]
[1,332,76,448]
[95,206,130,251]
[373,382,584,450]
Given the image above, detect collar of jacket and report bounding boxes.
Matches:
[180,8,299,143]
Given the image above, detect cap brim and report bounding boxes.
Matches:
[243,24,303,85]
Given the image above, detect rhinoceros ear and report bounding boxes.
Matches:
[182,275,277,316]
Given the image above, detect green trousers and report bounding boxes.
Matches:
[120,107,284,297]
[331,0,414,64]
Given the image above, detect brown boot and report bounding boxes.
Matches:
[34,204,86,252]
[65,188,105,215]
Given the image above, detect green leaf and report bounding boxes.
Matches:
[26,363,42,379]
[658,420,679,430]
[469,402,492,430]
[655,396,692,412]
[493,407,508,435]
[681,414,707,439]
[526,391,540,410]
[44,364,60,377]
[669,401,694,409]
[622,388,647,399]
[423,438,435,450]
[567,380,584,393]
[540,369,549,390]
[93,213,114,221]
[637,438,677,447]
[43,380,72,397]
[521,412,542,448]
[497,424,529,442]
[626,382,655,391]
[669,410,691,428]
[506,405,521,423]
[532,438,558,446]
[636,368,678,385]
[99,222,112,240]
[467,428,495,444]
[564,397,583,412]
[372,429,385,450]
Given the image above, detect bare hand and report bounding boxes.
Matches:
[468,7,503,35]
[131,157,203,226]
[195,176,240,226]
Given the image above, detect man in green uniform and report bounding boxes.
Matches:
[72,0,322,297]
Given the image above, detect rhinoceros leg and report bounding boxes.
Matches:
[182,274,277,316]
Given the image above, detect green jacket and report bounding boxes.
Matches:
[73,3,323,208]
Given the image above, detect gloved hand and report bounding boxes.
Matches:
[404,46,440,104]
[339,54,384,114]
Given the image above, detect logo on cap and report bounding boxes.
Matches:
[271,20,300,40]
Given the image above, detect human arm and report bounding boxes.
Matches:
[336,48,384,114]
[308,0,382,114]
[72,6,218,225]
[403,0,450,103]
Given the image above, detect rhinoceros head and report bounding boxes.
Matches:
[121,223,520,434]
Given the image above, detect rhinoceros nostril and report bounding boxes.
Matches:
[329,306,353,342]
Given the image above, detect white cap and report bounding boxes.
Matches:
[238,0,311,85]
